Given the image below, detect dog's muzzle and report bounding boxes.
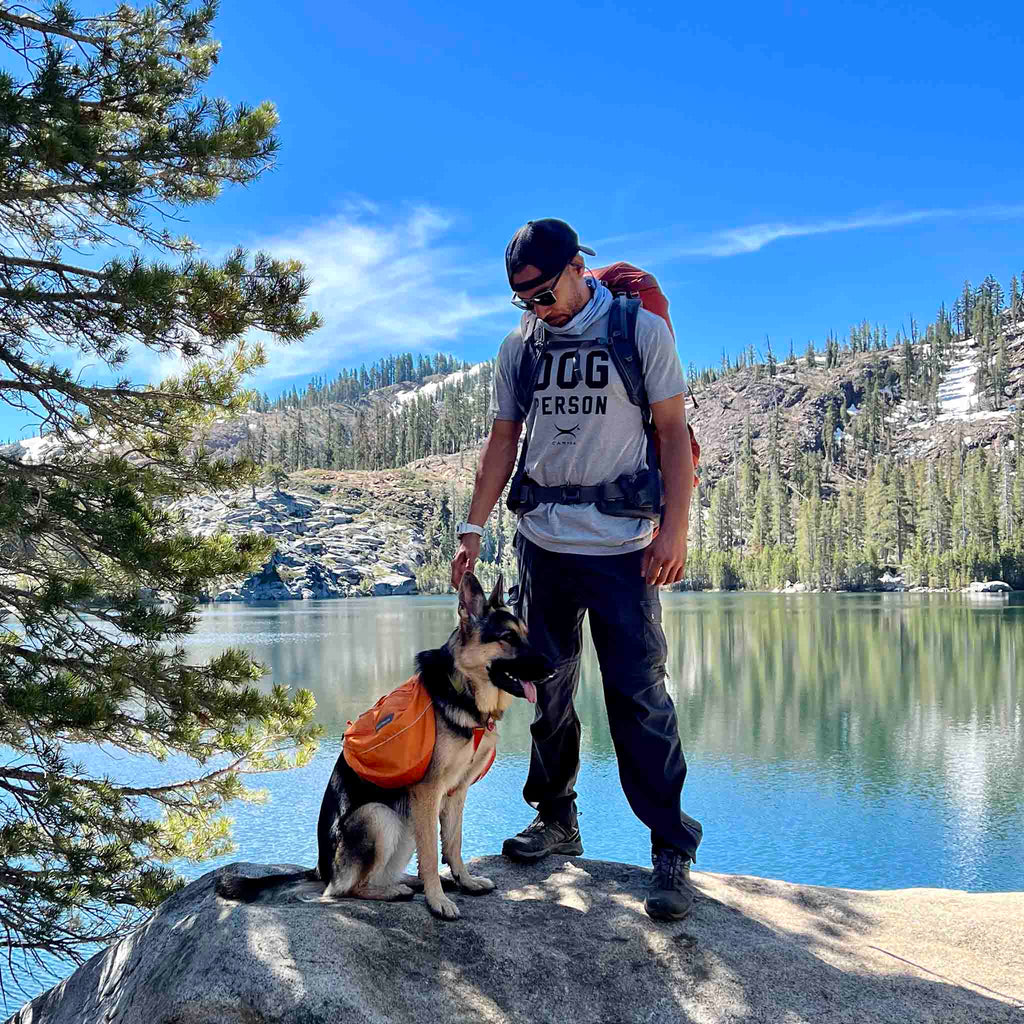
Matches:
[489,653,553,704]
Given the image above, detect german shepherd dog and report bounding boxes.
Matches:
[215,571,551,921]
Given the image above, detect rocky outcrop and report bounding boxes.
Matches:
[967,580,1013,594]
[172,487,424,601]
[10,857,1022,1024]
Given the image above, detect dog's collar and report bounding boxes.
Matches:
[474,714,496,735]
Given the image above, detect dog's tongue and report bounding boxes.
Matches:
[522,681,537,704]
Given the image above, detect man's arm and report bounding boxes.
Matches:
[450,418,523,588]
[642,394,693,586]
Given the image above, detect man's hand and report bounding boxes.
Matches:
[451,534,482,589]
[641,526,688,586]
[646,394,693,588]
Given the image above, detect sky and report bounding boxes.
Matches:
[4,0,1023,439]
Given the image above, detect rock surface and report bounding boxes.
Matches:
[170,485,428,601]
[968,580,1012,593]
[10,857,1023,1024]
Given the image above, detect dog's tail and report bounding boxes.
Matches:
[215,869,318,902]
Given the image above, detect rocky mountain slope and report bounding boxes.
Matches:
[687,317,1023,486]
[162,310,1024,600]
[7,301,1021,598]
[169,455,476,601]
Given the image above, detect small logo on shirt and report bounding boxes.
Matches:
[552,422,579,446]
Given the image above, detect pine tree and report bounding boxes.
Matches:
[1000,443,1014,549]
[738,418,757,540]
[290,411,307,469]
[865,463,896,564]
[750,477,771,551]
[795,492,820,585]
[959,280,974,338]
[972,451,999,554]
[889,462,909,563]
[992,330,1008,411]
[769,464,792,547]
[0,1,321,974]
[274,421,290,466]
[823,402,838,470]
[924,462,951,554]
[1013,410,1024,552]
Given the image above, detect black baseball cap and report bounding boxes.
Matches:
[505,218,596,290]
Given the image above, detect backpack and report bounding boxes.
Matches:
[591,263,700,485]
[342,675,496,789]
[507,263,700,520]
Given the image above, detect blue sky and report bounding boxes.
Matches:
[4,0,1023,439]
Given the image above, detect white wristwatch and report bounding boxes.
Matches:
[456,522,484,538]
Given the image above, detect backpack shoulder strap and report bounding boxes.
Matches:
[512,315,545,421]
[607,295,648,415]
[608,295,659,474]
[512,317,584,420]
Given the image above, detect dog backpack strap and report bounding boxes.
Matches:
[470,726,497,785]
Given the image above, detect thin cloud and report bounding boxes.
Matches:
[603,203,1024,264]
[243,206,508,383]
[53,206,510,393]
[40,199,1024,395]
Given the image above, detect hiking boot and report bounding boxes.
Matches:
[502,815,583,863]
[645,847,696,921]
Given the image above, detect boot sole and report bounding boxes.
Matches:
[501,837,584,863]
[644,897,694,921]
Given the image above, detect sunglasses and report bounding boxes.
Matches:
[510,264,568,311]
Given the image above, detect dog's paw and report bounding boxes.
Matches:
[427,892,460,920]
[391,884,415,901]
[458,874,495,895]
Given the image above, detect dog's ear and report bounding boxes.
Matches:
[487,573,505,609]
[458,572,486,627]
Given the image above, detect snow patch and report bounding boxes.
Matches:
[2,426,108,464]
[936,355,979,418]
[933,348,1015,423]
[390,362,487,410]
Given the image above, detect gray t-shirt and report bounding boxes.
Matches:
[490,281,687,555]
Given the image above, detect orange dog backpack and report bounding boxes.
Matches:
[342,675,496,789]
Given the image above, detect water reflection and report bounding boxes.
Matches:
[9,593,1023,1006]
[189,594,1024,780]
[181,593,1024,895]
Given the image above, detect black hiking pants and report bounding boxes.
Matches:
[513,532,703,861]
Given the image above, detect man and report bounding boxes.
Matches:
[449,218,702,921]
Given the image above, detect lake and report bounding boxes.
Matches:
[8,591,1024,1005]
[186,592,1024,891]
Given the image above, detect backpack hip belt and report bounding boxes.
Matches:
[508,467,663,521]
